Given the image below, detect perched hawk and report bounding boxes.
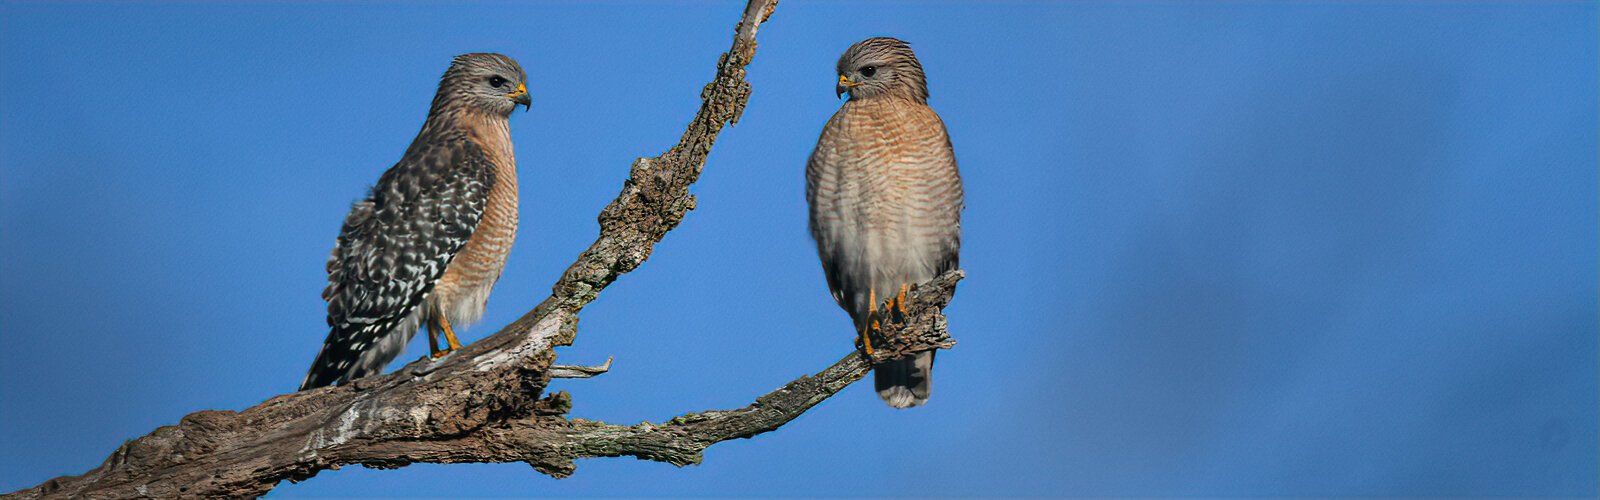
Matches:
[300,53,531,390]
[807,38,964,408]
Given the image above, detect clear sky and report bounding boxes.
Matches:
[1,1,1594,498]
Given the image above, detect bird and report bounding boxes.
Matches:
[300,53,531,391]
[806,37,964,408]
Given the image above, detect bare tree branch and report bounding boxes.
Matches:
[3,1,962,498]
[548,356,614,378]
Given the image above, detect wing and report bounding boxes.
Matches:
[915,109,962,278]
[300,139,496,390]
[807,107,874,326]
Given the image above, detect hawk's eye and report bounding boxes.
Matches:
[860,66,877,78]
[489,76,507,88]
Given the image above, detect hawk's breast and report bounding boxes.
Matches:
[428,115,518,327]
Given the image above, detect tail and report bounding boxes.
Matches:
[298,325,376,391]
[299,369,337,392]
[874,351,934,409]
[300,306,424,391]
[298,340,351,391]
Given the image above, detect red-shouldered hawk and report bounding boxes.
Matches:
[807,37,964,408]
[300,53,531,390]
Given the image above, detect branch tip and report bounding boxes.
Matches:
[549,357,614,379]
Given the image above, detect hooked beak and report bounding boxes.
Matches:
[836,74,856,99]
[508,82,531,111]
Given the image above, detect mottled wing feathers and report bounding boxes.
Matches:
[301,139,496,390]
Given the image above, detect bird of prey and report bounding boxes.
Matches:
[300,53,531,390]
[806,37,964,408]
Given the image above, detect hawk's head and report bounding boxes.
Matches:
[438,52,531,117]
[835,37,928,104]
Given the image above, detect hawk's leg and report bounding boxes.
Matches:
[425,314,446,357]
[891,282,909,323]
[426,321,442,357]
[434,314,462,358]
[858,288,878,356]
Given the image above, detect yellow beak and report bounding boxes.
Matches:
[836,75,858,98]
[507,82,531,110]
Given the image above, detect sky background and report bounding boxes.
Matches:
[1,1,1595,498]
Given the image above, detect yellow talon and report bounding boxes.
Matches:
[860,287,878,355]
[860,322,875,355]
[432,314,462,358]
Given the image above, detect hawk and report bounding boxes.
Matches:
[300,53,531,390]
[807,37,964,408]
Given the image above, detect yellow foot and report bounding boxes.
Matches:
[858,323,875,356]
[859,287,878,355]
[431,314,462,358]
[440,314,463,351]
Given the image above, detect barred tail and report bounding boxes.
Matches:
[874,351,934,409]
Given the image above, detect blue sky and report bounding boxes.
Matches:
[1,1,1594,498]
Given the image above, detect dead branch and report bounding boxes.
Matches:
[2,1,962,498]
[548,357,613,378]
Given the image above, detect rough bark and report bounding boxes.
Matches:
[3,1,962,498]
